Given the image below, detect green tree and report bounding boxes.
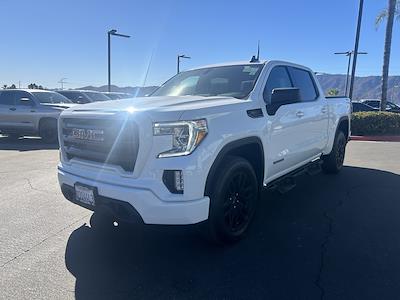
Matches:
[9,84,16,89]
[2,85,7,89]
[328,88,339,96]
[376,0,399,111]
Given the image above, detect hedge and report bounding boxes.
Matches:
[351,112,400,136]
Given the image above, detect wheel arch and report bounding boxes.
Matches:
[337,116,350,140]
[204,136,265,196]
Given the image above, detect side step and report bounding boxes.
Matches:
[265,159,322,194]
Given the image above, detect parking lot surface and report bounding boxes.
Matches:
[0,137,400,300]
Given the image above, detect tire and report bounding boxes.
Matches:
[322,130,347,174]
[202,156,259,244]
[39,119,58,143]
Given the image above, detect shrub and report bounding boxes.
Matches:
[351,112,400,136]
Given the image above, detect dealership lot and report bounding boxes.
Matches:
[0,137,400,299]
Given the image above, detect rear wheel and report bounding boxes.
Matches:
[202,156,259,244]
[39,119,58,143]
[322,130,347,174]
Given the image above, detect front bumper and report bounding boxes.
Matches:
[58,168,210,225]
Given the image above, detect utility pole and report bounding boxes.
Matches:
[177,54,191,74]
[107,29,131,92]
[349,0,364,100]
[335,51,367,96]
[58,78,68,90]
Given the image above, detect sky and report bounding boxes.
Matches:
[0,0,398,89]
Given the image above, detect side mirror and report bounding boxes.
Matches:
[267,88,301,115]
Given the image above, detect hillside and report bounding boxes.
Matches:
[316,74,400,103]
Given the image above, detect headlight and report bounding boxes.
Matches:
[153,119,208,158]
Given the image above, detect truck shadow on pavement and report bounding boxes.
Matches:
[0,136,58,151]
[65,166,400,300]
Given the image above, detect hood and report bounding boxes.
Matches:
[66,96,246,121]
[41,103,76,109]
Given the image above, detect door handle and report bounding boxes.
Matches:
[296,111,304,118]
[9,107,16,111]
[321,107,328,114]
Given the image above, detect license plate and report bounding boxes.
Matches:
[75,184,95,206]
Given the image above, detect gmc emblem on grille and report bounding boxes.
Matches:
[71,128,104,142]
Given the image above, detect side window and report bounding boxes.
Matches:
[263,66,292,104]
[288,67,318,101]
[14,91,34,106]
[0,91,15,106]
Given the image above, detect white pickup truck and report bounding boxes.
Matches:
[58,60,351,244]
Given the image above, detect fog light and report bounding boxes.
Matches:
[174,170,184,192]
[162,170,184,194]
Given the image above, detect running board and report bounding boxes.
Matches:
[265,159,322,194]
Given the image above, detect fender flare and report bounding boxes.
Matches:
[204,136,265,195]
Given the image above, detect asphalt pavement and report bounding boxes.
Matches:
[0,136,400,300]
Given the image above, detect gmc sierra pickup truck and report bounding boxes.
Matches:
[58,60,351,244]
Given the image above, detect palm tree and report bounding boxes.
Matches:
[376,0,399,111]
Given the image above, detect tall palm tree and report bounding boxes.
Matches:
[376,0,399,111]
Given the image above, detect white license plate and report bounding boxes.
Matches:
[75,184,95,206]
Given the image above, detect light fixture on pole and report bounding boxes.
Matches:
[108,29,131,92]
[177,54,191,74]
[335,51,367,96]
[58,78,68,90]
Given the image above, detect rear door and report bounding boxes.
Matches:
[0,90,17,131]
[287,67,329,158]
[12,91,38,132]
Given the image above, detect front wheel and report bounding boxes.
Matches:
[202,156,259,244]
[322,130,347,174]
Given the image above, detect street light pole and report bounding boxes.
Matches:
[349,0,364,100]
[177,54,191,74]
[107,29,131,92]
[335,51,367,96]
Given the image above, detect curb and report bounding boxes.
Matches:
[350,135,400,142]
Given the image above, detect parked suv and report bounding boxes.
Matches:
[58,60,351,243]
[0,89,74,142]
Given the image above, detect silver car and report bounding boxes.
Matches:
[0,89,75,142]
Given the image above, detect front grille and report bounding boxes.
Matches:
[62,118,139,172]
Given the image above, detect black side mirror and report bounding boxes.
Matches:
[267,88,301,115]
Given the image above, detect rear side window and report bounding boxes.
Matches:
[0,91,15,105]
[288,67,318,101]
[263,66,293,103]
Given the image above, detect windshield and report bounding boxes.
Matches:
[84,92,111,101]
[32,92,72,104]
[152,64,263,99]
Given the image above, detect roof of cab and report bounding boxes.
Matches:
[189,60,268,71]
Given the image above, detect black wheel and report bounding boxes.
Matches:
[202,156,259,244]
[322,130,347,174]
[39,119,58,143]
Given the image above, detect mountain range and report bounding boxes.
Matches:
[77,74,400,104]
